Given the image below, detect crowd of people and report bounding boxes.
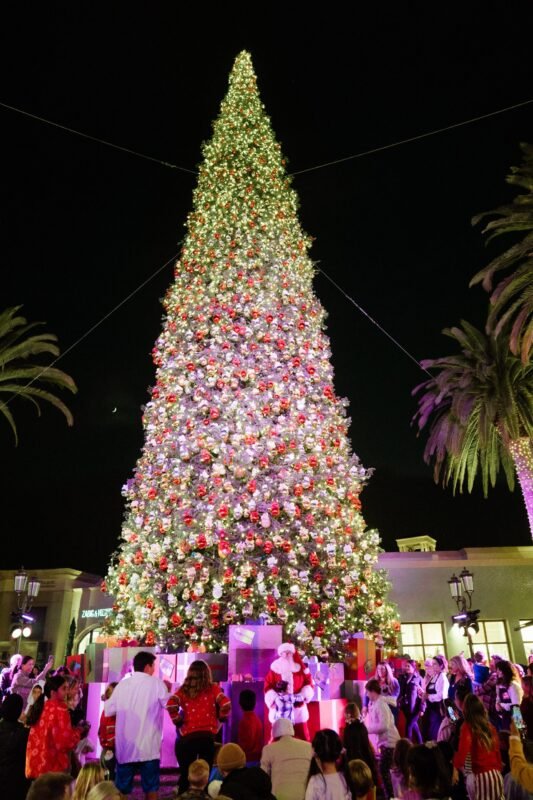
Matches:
[0,647,531,800]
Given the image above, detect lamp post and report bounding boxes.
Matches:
[447,568,479,658]
[12,567,40,653]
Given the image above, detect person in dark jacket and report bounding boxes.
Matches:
[218,742,275,800]
[0,693,30,800]
[398,659,424,743]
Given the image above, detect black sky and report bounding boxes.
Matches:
[1,5,532,575]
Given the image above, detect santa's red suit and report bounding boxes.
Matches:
[264,643,314,741]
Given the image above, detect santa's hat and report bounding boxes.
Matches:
[277,642,296,657]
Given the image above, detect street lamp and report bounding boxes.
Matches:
[11,567,40,652]
[448,568,479,657]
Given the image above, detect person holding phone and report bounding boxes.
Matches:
[509,719,533,792]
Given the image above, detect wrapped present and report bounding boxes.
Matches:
[307,657,345,700]
[344,636,376,680]
[103,646,156,682]
[176,652,228,684]
[228,625,283,680]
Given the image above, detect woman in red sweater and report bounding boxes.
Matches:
[26,675,85,779]
[452,694,503,800]
[167,660,231,794]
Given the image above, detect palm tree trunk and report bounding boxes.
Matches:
[508,437,533,539]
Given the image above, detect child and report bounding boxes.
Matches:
[98,682,117,780]
[348,759,376,800]
[272,679,294,721]
[390,738,419,800]
[305,729,352,800]
[178,758,210,799]
[238,689,263,766]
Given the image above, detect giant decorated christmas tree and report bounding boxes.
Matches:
[104,52,398,656]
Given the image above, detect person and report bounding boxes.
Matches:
[519,675,533,741]
[364,678,400,799]
[407,744,451,799]
[24,682,45,721]
[167,659,230,794]
[86,781,123,800]
[420,656,449,741]
[177,758,210,799]
[389,738,414,799]
[452,694,503,800]
[305,728,352,800]
[342,711,379,792]
[448,657,473,703]
[508,720,533,793]
[98,682,117,780]
[104,650,170,800]
[264,643,314,741]
[375,663,400,720]
[11,654,54,706]
[398,659,424,744]
[348,759,375,800]
[26,674,85,780]
[72,762,106,800]
[272,679,295,721]
[495,660,523,731]
[476,655,502,729]
[238,689,263,766]
[0,653,22,698]
[26,772,73,800]
[218,742,275,800]
[260,717,313,800]
[472,653,490,692]
[0,692,30,800]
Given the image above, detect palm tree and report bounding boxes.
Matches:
[470,143,533,364]
[412,320,533,537]
[0,306,77,444]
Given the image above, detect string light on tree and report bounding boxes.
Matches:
[103,51,399,655]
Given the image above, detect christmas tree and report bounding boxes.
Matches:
[104,52,399,655]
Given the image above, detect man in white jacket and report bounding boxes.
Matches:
[260,718,312,800]
[365,678,400,798]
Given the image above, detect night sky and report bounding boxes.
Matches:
[2,6,532,576]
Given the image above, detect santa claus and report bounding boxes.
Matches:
[264,642,314,741]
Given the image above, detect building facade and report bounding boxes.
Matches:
[381,540,533,665]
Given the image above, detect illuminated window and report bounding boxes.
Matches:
[468,620,510,661]
[401,622,446,662]
[519,620,533,661]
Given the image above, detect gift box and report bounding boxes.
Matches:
[102,646,156,682]
[228,625,283,680]
[307,658,345,700]
[66,654,85,683]
[308,699,346,738]
[176,652,228,684]
[344,636,376,680]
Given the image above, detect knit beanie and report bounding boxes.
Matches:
[217,742,246,772]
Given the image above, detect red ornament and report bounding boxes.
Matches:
[281,541,291,553]
[134,550,144,565]
[196,534,207,549]
[145,631,156,646]
[159,556,168,571]
[270,502,280,517]
[171,613,182,627]
[145,599,154,609]
[309,552,319,567]
[167,575,178,588]
[263,541,273,554]
[309,602,320,619]
[147,488,157,500]
[250,510,259,523]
